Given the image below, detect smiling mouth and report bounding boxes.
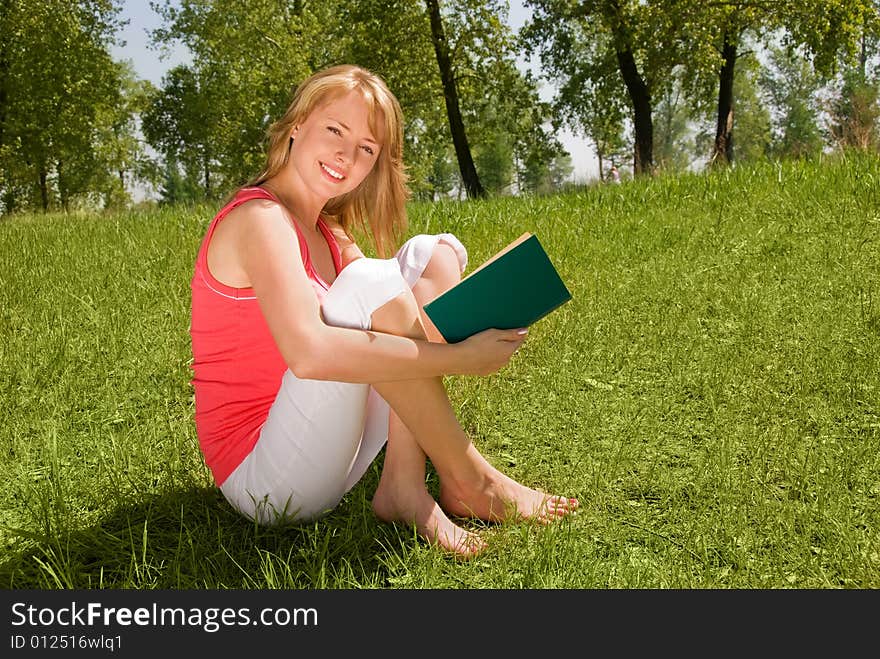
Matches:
[320,162,346,181]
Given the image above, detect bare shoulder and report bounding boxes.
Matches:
[208,198,299,287]
[221,198,302,249]
[224,197,288,232]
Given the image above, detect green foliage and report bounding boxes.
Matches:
[652,74,694,172]
[143,0,564,201]
[828,68,880,150]
[727,54,774,163]
[694,51,773,166]
[335,0,446,198]
[516,141,573,194]
[436,0,564,193]
[426,148,460,200]
[475,134,515,194]
[142,65,220,199]
[522,0,875,172]
[147,0,336,198]
[93,62,158,210]
[4,1,877,210]
[761,46,826,159]
[0,0,138,213]
[783,0,878,75]
[158,156,202,206]
[522,0,678,173]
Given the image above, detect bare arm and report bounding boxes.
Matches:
[235,204,524,383]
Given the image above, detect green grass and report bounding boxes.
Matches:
[1,153,879,588]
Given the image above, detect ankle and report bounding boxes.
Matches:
[374,473,426,505]
[440,464,496,500]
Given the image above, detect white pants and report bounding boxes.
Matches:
[220,233,468,525]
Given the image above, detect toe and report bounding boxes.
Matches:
[543,495,578,518]
[455,534,487,559]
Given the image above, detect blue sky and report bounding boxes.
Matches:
[110,0,597,181]
[110,2,189,85]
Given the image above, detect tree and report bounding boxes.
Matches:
[425,0,485,198]
[94,62,158,209]
[142,65,220,199]
[333,0,453,200]
[341,0,560,199]
[828,68,880,150]
[653,71,694,172]
[475,133,514,194]
[523,0,690,176]
[673,0,770,168]
[715,50,772,163]
[518,10,625,181]
[158,155,200,205]
[149,0,339,197]
[437,0,565,197]
[517,145,572,194]
[0,0,128,213]
[427,147,460,199]
[827,5,880,151]
[761,45,825,159]
[149,0,559,202]
[462,61,568,196]
[680,0,878,167]
[522,0,875,177]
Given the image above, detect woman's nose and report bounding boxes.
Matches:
[336,140,356,164]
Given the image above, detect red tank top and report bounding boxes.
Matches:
[190,186,343,486]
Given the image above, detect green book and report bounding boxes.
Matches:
[423,232,572,343]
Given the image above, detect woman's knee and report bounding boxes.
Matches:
[410,241,463,309]
[422,242,463,289]
[396,233,468,288]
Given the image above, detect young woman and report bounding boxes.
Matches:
[190,64,578,558]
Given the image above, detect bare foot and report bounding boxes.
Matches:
[372,482,487,559]
[439,466,579,524]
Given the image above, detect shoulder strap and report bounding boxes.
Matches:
[225,186,276,211]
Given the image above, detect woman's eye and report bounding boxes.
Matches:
[361,145,374,155]
[328,126,342,136]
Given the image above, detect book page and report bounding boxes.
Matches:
[460,232,532,282]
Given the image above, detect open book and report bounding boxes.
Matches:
[423,233,572,343]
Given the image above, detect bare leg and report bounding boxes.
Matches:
[369,248,484,557]
[372,335,579,525]
[370,244,578,556]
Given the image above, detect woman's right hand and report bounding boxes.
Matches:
[455,328,528,375]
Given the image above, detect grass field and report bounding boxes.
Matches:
[1,153,878,588]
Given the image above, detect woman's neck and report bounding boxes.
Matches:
[261,173,325,232]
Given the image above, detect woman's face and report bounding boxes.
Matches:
[290,90,383,200]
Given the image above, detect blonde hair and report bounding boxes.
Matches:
[247,64,409,257]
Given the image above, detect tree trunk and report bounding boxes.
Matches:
[57,160,69,213]
[615,47,653,175]
[203,148,211,198]
[425,0,485,199]
[0,0,9,151]
[0,45,6,152]
[712,36,737,166]
[39,168,49,212]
